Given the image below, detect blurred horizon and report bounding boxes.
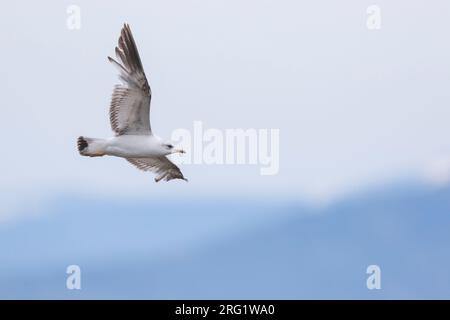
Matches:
[1,179,450,299]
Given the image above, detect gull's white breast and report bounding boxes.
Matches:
[104,135,164,158]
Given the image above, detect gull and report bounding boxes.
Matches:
[77,24,187,182]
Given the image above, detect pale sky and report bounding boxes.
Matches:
[2,0,450,215]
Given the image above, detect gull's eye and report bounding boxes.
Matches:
[165,144,174,149]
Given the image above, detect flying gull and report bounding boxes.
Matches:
[77,24,187,182]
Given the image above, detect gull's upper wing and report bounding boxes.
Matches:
[126,157,188,182]
[108,24,152,136]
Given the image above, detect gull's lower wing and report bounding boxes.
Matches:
[126,157,188,182]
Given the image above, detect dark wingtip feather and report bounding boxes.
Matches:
[77,136,88,153]
[118,23,144,72]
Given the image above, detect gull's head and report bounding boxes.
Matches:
[161,142,185,155]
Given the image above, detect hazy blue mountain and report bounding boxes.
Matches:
[0,183,449,299]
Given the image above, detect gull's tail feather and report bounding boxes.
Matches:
[77,136,107,157]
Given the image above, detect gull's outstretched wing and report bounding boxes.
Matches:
[108,24,152,136]
[126,157,188,182]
